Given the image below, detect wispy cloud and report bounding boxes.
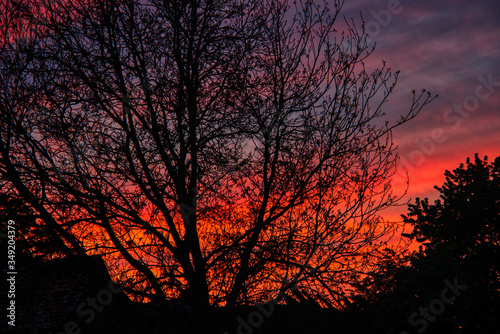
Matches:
[342,0,500,212]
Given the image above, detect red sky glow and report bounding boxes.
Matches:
[343,0,500,222]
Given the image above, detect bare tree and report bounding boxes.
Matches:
[0,0,434,308]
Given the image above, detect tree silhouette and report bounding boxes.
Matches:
[0,0,435,308]
[358,154,500,333]
[0,191,61,269]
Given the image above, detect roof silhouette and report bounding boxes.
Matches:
[1,255,130,334]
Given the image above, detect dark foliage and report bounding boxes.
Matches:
[357,154,500,333]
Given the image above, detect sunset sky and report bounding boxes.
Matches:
[343,0,500,221]
[2,2,499,326]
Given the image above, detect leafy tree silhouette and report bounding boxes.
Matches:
[0,191,69,266]
[358,154,500,333]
